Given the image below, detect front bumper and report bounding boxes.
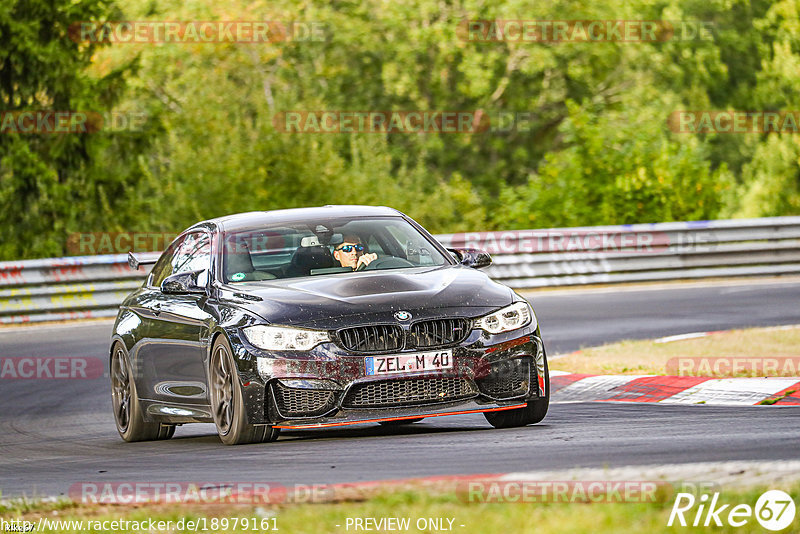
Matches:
[232,328,547,428]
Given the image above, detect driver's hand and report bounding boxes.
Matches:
[356,253,377,269]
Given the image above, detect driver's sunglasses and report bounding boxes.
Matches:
[336,244,365,253]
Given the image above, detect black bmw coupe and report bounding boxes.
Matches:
[110,205,549,444]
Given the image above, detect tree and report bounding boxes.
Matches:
[0,0,148,259]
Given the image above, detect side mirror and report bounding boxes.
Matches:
[448,248,492,269]
[161,270,207,294]
[127,251,159,271]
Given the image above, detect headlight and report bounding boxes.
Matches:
[242,325,329,351]
[475,302,535,334]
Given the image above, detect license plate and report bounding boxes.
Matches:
[365,350,453,376]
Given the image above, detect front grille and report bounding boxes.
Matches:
[272,382,336,418]
[337,325,404,352]
[343,378,477,408]
[477,358,531,399]
[409,318,471,348]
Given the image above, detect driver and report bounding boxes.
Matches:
[333,234,377,270]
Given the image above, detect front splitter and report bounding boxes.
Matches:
[273,399,528,429]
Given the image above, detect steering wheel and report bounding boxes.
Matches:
[361,256,416,271]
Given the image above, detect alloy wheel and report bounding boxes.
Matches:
[211,345,234,435]
[111,348,131,432]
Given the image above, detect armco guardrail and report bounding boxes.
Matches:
[1,216,799,324]
[0,255,147,324]
[437,216,800,288]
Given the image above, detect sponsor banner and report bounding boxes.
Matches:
[459,20,714,42]
[0,356,104,380]
[69,21,327,43]
[666,357,800,378]
[668,111,800,134]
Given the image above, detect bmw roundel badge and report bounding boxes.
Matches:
[394,311,412,321]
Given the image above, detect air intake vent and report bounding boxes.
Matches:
[343,378,477,408]
[272,382,336,418]
[476,358,531,399]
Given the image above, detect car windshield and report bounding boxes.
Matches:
[221,216,450,282]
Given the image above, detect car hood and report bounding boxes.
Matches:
[219,265,516,328]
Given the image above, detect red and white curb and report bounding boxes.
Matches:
[550,371,800,405]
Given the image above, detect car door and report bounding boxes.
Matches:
[136,231,214,407]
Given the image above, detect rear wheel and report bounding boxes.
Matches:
[111,343,175,442]
[484,354,549,429]
[209,336,280,445]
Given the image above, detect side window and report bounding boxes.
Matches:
[149,236,185,287]
[172,232,211,275]
[149,232,211,288]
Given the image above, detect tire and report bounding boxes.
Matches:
[111,342,175,442]
[484,354,550,429]
[209,336,280,445]
[378,418,424,426]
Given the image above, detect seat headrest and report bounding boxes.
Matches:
[286,246,335,277]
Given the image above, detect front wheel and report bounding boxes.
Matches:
[484,354,549,429]
[110,342,175,442]
[209,336,280,445]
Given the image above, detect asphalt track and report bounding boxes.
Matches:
[1,279,799,498]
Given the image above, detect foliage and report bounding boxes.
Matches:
[0,0,155,259]
[1,0,799,259]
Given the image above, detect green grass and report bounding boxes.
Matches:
[2,483,798,533]
[760,390,797,405]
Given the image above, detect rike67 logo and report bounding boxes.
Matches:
[668,490,796,531]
